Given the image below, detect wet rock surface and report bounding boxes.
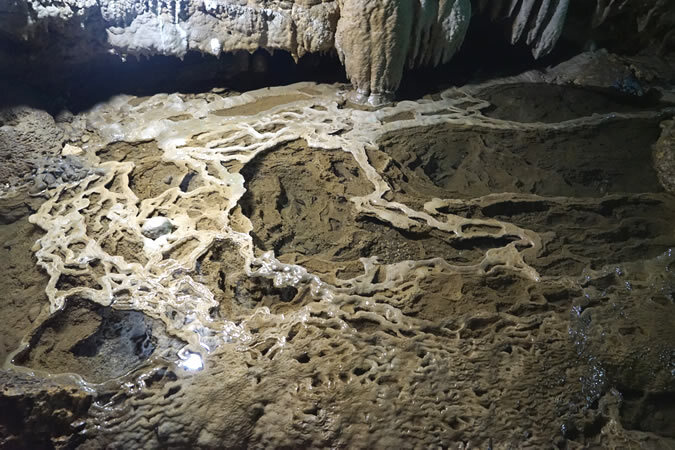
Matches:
[14,297,168,384]
[0,56,674,448]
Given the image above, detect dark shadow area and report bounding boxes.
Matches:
[0,48,347,115]
[620,389,675,438]
[397,13,584,101]
[0,370,92,450]
[0,12,587,116]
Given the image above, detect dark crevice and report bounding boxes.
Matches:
[0,49,347,115]
[179,172,197,193]
[451,235,520,251]
[482,201,551,218]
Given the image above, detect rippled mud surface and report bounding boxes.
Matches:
[1,79,674,448]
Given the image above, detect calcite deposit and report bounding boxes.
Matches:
[1,0,675,446]
[0,49,674,447]
[334,0,472,104]
[5,0,674,104]
[476,0,570,58]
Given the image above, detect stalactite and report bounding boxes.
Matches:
[335,0,471,106]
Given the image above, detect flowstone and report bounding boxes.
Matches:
[1,54,674,447]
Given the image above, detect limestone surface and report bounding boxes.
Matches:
[335,0,472,105]
[477,0,570,58]
[590,0,675,53]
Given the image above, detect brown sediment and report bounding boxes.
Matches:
[213,93,311,117]
[0,191,49,362]
[240,139,513,269]
[97,141,187,200]
[372,118,674,277]
[373,119,663,202]
[196,238,308,318]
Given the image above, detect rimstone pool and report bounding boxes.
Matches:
[1,71,674,447]
[0,1,675,445]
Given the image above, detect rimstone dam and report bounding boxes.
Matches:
[0,0,674,448]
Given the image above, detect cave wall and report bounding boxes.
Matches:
[587,0,675,54]
[0,0,575,104]
[0,1,673,104]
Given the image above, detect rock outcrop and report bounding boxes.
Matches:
[0,106,66,187]
[590,0,675,53]
[0,370,92,449]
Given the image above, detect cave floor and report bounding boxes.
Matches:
[1,69,674,448]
